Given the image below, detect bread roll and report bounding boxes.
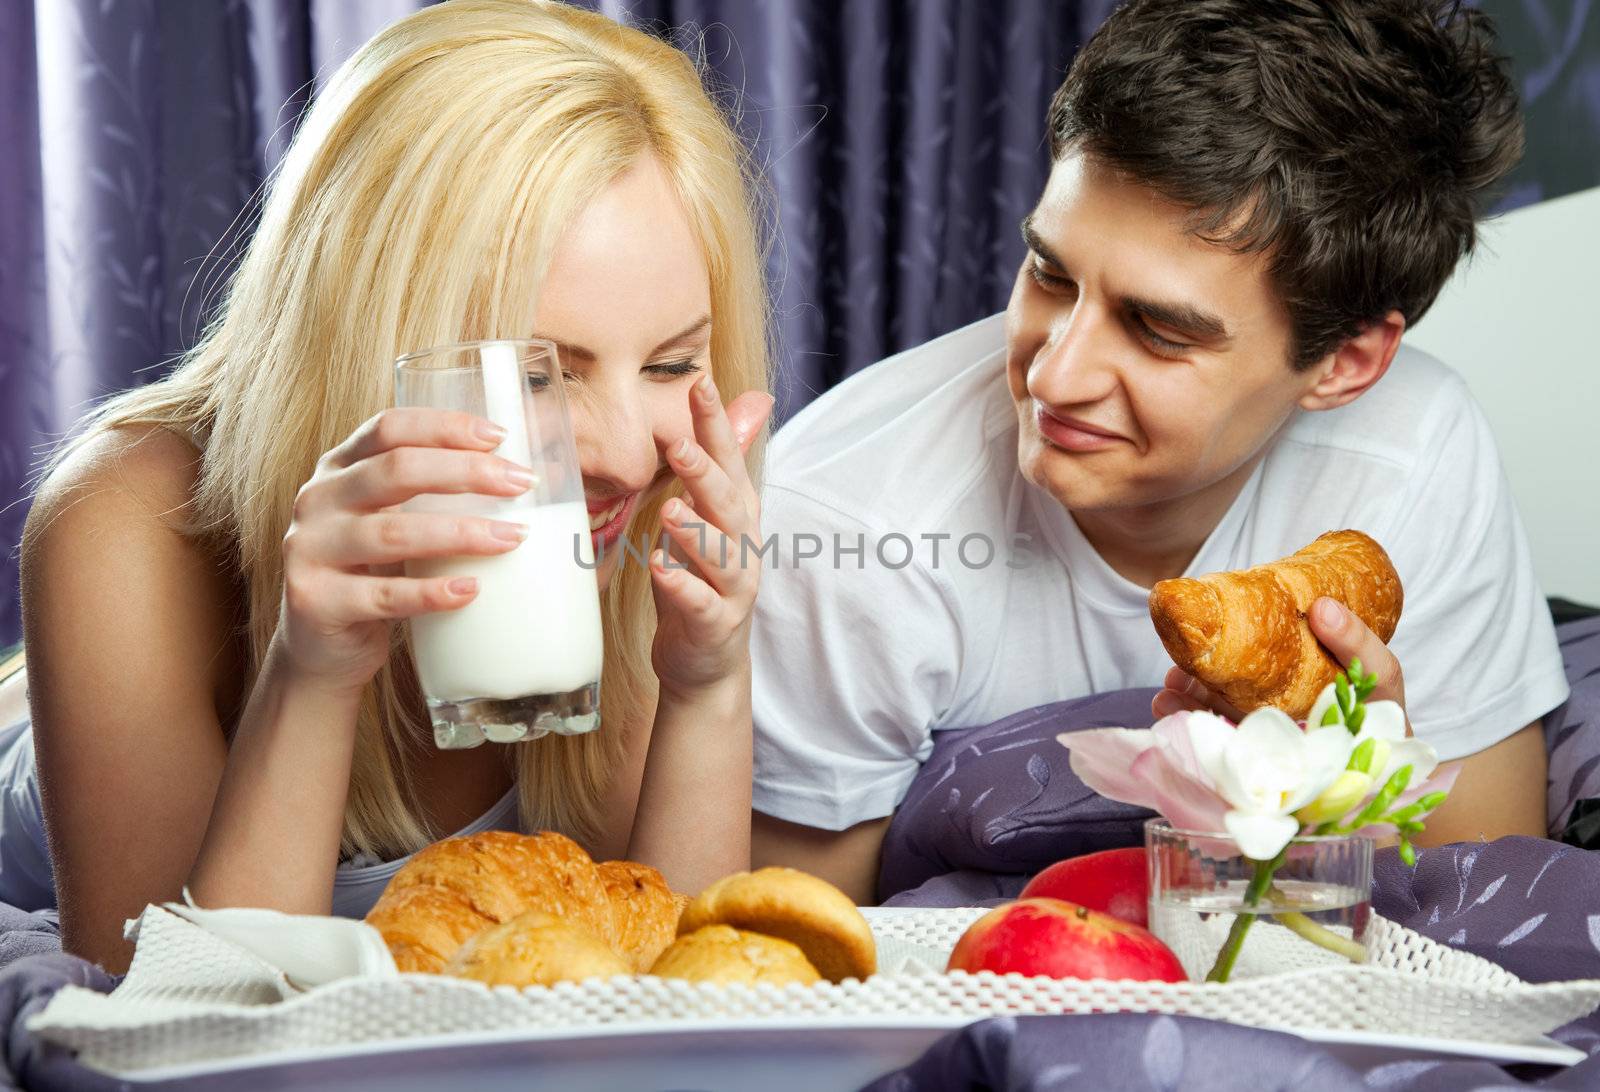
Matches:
[444,910,628,988]
[650,925,821,986]
[364,882,495,974]
[597,860,682,972]
[1148,529,1403,719]
[677,867,876,982]
[366,830,614,970]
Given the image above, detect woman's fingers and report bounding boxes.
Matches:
[297,512,527,568]
[665,436,748,540]
[324,446,535,512]
[648,548,722,626]
[725,391,776,455]
[658,499,749,598]
[325,407,506,469]
[285,569,479,627]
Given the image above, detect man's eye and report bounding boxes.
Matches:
[1028,262,1074,292]
[1133,316,1191,354]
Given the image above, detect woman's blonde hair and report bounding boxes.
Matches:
[58,0,770,858]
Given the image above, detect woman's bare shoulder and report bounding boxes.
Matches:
[22,424,244,716]
[25,424,204,540]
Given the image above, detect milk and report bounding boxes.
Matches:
[406,501,603,701]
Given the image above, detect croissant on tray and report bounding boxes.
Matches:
[364,830,680,975]
[1147,529,1403,720]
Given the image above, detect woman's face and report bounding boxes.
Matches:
[532,155,712,591]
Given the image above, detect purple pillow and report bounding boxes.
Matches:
[877,690,1158,901]
[879,618,1600,903]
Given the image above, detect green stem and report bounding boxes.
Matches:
[1204,851,1283,983]
[1276,912,1367,963]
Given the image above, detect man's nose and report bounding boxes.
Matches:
[1027,302,1122,407]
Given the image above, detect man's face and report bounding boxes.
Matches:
[1006,150,1321,514]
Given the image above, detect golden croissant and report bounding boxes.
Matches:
[365,830,680,974]
[1147,529,1403,720]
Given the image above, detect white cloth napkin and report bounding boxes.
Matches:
[157,898,398,991]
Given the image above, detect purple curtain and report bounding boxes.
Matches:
[1,0,1596,650]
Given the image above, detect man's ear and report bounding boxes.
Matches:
[1299,309,1406,412]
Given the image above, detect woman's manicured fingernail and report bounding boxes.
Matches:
[475,420,508,444]
[490,521,528,543]
[1153,692,1179,718]
[1315,598,1345,628]
[505,465,536,489]
[663,499,683,521]
[671,438,692,462]
[448,577,477,595]
[697,375,718,403]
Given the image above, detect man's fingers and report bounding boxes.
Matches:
[1155,666,1246,722]
[1308,597,1404,701]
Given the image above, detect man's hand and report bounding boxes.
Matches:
[1153,597,1408,729]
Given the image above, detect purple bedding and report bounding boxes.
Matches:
[868,617,1600,1089]
[0,619,1591,1090]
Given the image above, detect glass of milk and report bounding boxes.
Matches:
[394,339,603,749]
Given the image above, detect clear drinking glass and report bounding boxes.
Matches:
[1146,818,1373,982]
[394,339,603,749]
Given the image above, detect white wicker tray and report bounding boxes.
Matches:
[28,905,1600,1080]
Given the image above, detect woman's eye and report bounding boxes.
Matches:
[524,371,576,392]
[646,359,703,378]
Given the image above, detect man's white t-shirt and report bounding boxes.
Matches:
[750,314,1570,831]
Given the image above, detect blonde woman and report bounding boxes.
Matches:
[13,0,772,971]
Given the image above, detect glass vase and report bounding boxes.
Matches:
[1145,818,1373,983]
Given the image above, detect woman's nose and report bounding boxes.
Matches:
[572,392,661,494]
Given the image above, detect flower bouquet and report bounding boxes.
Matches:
[1059,662,1458,983]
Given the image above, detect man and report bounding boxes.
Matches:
[749,0,1569,902]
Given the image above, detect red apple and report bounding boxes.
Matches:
[1019,847,1150,927]
[946,897,1185,982]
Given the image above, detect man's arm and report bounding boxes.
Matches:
[1415,720,1548,845]
[752,813,892,905]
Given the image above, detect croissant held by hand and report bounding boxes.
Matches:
[1148,529,1403,720]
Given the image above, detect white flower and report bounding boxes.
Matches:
[1307,683,1438,788]
[1192,707,1355,860]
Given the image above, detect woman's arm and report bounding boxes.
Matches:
[24,429,239,971]
[625,668,753,894]
[617,379,772,892]
[26,412,531,969]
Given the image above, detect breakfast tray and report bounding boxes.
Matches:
[28,905,1600,1076]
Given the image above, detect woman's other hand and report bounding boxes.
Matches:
[649,377,773,697]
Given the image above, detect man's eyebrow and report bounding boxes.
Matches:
[1020,216,1066,270]
[537,314,713,364]
[1123,296,1230,342]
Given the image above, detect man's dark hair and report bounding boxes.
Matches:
[1048,0,1524,369]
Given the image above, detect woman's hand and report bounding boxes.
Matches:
[649,376,774,698]
[1152,597,1409,732]
[274,407,536,693]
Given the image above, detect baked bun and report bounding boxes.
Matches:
[650,925,821,986]
[597,860,682,972]
[366,830,615,970]
[677,867,876,982]
[444,910,629,988]
[364,882,494,974]
[1148,529,1403,720]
